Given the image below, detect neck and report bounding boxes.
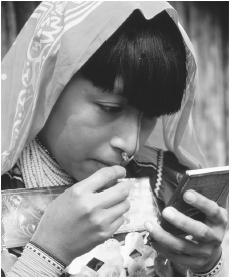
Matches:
[18,139,75,188]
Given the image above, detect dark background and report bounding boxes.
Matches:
[1,1,229,167]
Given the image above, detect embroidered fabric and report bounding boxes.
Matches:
[154,149,164,198]
[26,242,66,271]
[5,243,65,277]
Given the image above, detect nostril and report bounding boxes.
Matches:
[110,133,138,158]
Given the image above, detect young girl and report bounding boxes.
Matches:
[2,2,228,277]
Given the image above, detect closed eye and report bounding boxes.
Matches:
[97,103,124,114]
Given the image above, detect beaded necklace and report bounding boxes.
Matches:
[17,139,75,188]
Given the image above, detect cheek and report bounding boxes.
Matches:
[55,122,106,180]
[64,123,98,155]
[58,117,115,180]
[62,114,112,156]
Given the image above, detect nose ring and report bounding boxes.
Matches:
[121,152,134,163]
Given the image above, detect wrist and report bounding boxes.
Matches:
[30,236,72,266]
[188,250,223,277]
[29,241,67,268]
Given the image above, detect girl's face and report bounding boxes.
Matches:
[39,75,157,181]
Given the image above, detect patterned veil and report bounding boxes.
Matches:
[1,1,206,174]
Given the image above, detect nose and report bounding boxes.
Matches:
[110,112,141,157]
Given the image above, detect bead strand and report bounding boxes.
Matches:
[18,139,75,189]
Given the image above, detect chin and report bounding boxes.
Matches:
[75,160,109,181]
[70,167,95,182]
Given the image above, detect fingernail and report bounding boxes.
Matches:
[163,207,175,219]
[184,190,196,203]
[114,166,126,176]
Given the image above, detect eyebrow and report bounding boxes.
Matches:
[93,85,125,101]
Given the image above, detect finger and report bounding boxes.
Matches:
[108,216,125,236]
[183,190,227,226]
[96,180,132,208]
[145,221,204,256]
[152,236,217,260]
[103,199,130,223]
[73,166,126,193]
[162,207,215,242]
[152,240,211,270]
[98,216,125,239]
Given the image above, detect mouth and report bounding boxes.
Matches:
[92,159,120,167]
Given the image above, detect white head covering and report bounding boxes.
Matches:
[1,1,206,174]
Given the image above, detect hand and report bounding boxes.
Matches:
[145,189,228,273]
[32,165,131,265]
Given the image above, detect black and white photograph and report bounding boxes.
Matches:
[1,1,229,277]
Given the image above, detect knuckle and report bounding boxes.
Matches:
[178,218,188,229]
[71,186,83,197]
[174,216,188,231]
[90,214,105,231]
[212,203,221,217]
[81,202,93,215]
[90,213,100,225]
[98,230,109,241]
[198,226,209,240]
[213,234,222,245]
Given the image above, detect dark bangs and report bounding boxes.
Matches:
[80,10,187,118]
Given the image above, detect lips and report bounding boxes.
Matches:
[92,159,120,167]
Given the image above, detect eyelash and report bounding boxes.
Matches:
[97,103,123,114]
